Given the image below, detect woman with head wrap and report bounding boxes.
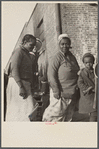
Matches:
[42,34,80,122]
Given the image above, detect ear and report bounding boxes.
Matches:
[23,40,27,45]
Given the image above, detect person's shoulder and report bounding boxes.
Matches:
[78,68,84,74]
[53,51,64,59]
[14,46,22,53]
[80,68,88,76]
[49,51,62,65]
[12,46,23,58]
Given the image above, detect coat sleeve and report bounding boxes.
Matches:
[77,72,89,92]
[11,49,23,88]
[48,55,60,94]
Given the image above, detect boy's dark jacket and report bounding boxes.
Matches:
[78,68,95,113]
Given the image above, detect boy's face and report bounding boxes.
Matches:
[84,57,93,70]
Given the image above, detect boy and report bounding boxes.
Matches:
[78,53,97,122]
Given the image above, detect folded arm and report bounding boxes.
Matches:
[78,74,92,95]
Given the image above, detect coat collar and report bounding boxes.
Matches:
[21,45,30,54]
[59,50,72,57]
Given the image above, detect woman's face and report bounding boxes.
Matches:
[59,38,70,54]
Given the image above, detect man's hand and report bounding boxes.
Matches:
[53,92,60,99]
[19,87,27,99]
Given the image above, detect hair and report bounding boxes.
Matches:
[82,53,95,64]
[61,37,71,45]
[22,34,36,45]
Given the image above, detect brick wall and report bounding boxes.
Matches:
[60,3,98,68]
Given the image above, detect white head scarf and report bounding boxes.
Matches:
[32,38,42,53]
[36,38,42,52]
[58,34,69,43]
[36,38,45,55]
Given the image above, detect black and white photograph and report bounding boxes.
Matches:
[2,1,98,147]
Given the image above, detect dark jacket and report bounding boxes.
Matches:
[48,51,80,99]
[78,68,95,113]
[9,46,37,86]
